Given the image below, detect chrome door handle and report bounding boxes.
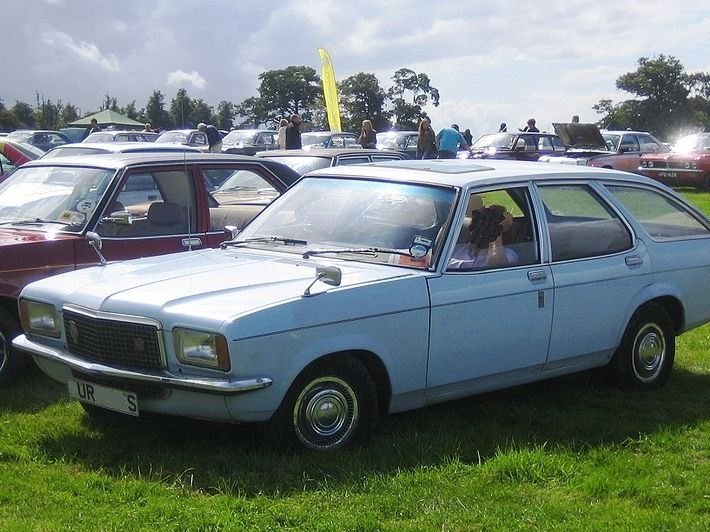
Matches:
[625,255,643,267]
[527,270,547,281]
[182,237,203,248]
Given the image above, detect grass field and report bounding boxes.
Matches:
[0,189,708,531]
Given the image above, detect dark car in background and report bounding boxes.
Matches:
[539,123,668,173]
[59,127,88,143]
[0,152,300,383]
[83,131,159,143]
[221,129,278,155]
[468,131,566,161]
[639,132,710,189]
[256,148,408,175]
[301,131,360,149]
[7,130,71,152]
[377,130,419,159]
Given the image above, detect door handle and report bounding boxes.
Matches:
[625,255,643,267]
[527,270,547,281]
[182,237,202,248]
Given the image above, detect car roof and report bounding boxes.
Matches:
[305,158,666,189]
[302,131,357,136]
[23,152,275,170]
[49,142,198,152]
[256,148,394,158]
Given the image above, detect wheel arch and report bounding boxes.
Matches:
[298,349,392,416]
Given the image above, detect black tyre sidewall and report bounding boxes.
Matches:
[0,308,26,385]
[612,303,675,390]
[269,357,378,452]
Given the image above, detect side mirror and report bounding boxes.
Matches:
[303,265,342,297]
[224,225,239,239]
[86,231,107,266]
[102,210,133,226]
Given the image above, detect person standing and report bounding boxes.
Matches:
[358,119,377,149]
[285,114,302,150]
[571,115,580,123]
[142,122,153,132]
[416,118,437,159]
[83,118,101,139]
[463,128,473,145]
[521,118,539,132]
[498,122,508,132]
[198,122,222,153]
[436,124,470,159]
[277,118,289,149]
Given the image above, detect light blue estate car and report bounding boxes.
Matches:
[14,160,710,451]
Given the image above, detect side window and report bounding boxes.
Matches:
[638,134,664,153]
[330,136,345,148]
[192,133,207,145]
[98,169,195,238]
[538,136,553,150]
[538,184,632,261]
[448,187,538,271]
[343,136,360,148]
[620,135,640,153]
[406,135,419,148]
[606,185,710,239]
[116,134,130,142]
[552,137,566,151]
[337,156,370,165]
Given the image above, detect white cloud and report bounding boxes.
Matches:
[41,31,119,72]
[166,70,208,90]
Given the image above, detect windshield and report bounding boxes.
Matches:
[261,155,331,174]
[237,176,456,268]
[0,165,115,231]
[301,133,330,147]
[472,133,516,149]
[602,133,621,151]
[672,134,710,153]
[222,131,258,143]
[378,133,408,148]
[156,132,187,143]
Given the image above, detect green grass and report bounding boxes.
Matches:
[1,191,708,531]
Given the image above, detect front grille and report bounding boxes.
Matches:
[63,309,164,370]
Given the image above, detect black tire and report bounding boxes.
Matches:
[610,303,675,390]
[0,308,26,385]
[269,357,378,451]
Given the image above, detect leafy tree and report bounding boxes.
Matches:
[170,88,195,128]
[145,90,171,129]
[387,68,440,130]
[121,101,139,120]
[35,93,62,129]
[191,98,213,126]
[12,101,35,128]
[339,73,390,133]
[60,103,80,126]
[216,101,235,130]
[100,94,120,112]
[236,66,322,129]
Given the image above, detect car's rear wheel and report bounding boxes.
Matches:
[270,357,378,451]
[0,308,26,385]
[610,303,675,390]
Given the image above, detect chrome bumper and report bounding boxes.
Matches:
[13,334,272,396]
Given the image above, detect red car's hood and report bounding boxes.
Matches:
[0,226,78,246]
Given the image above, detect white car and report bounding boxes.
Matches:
[15,160,710,451]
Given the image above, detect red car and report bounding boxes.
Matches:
[639,133,710,189]
[0,152,299,382]
[0,139,44,180]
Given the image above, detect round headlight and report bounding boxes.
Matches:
[648,161,654,168]
[691,162,698,169]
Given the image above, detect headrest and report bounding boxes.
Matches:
[147,202,184,225]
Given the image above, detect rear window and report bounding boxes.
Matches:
[606,185,710,239]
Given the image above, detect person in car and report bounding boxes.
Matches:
[449,204,517,270]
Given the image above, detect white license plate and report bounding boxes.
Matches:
[68,378,139,416]
[658,171,677,178]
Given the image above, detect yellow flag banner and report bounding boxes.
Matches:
[317,48,342,133]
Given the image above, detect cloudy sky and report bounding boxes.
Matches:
[5,0,709,138]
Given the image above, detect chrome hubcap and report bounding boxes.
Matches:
[633,323,665,382]
[294,376,358,450]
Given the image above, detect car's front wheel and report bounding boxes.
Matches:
[0,308,26,385]
[610,303,675,390]
[270,358,378,451]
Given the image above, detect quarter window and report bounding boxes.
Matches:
[606,185,710,239]
[538,184,632,261]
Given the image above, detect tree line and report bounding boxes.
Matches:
[1,55,708,140]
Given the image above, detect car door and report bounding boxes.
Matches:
[536,182,650,370]
[426,186,553,401]
[77,164,205,266]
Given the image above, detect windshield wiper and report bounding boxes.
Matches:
[302,247,414,259]
[4,218,70,226]
[221,236,308,249]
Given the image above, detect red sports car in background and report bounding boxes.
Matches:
[639,132,710,189]
[0,138,44,180]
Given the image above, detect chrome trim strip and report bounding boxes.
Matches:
[13,335,272,395]
[62,304,163,328]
